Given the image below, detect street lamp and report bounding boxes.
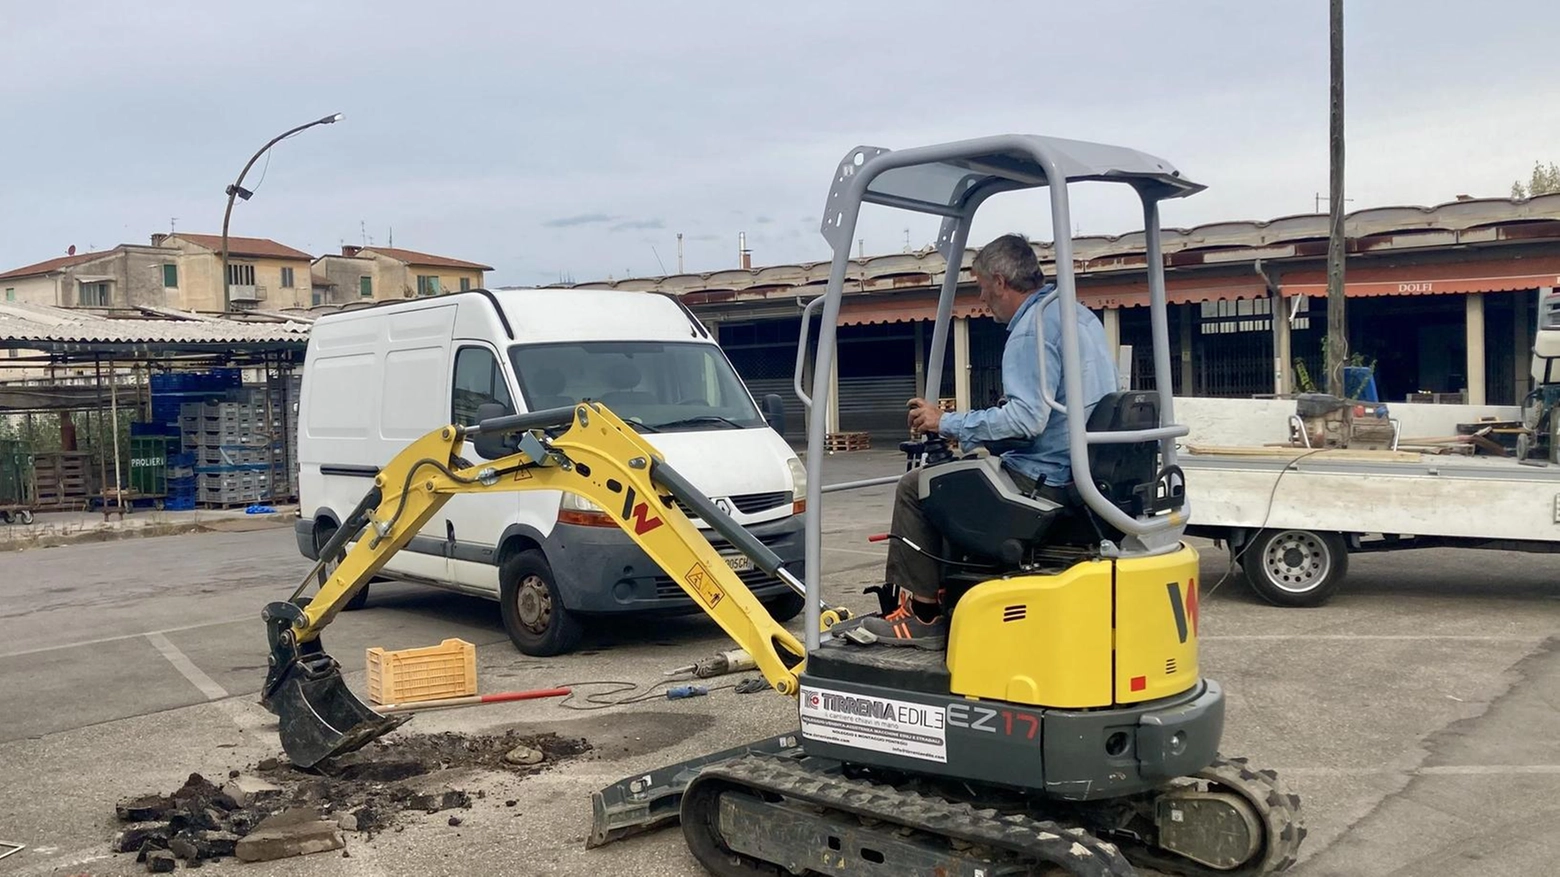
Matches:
[220,112,343,311]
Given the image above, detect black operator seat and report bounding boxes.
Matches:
[917,391,1181,561]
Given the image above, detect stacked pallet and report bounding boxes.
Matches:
[824,431,872,452]
[33,452,92,509]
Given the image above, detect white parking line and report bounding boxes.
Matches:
[1205,634,1539,642]
[824,546,888,557]
[145,631,229,701]
[0,616,251,659]
[1278,765,1560,777]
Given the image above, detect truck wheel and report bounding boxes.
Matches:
[764,590,806,623]
[1240,528,1348,607]
[500,549,584,656]
[315,522,370,611]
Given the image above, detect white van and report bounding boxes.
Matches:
[294,288,808,655]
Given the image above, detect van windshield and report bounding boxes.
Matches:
[509,341,765,432]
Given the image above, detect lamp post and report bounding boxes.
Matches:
[220,113,343,311]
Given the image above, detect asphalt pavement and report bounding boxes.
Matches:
[1,447,1558,876]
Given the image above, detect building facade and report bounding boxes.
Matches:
[153,233,315,311]
[555,194,1560,437]
[311,246,491,304]
[0,233,317,313]
[0,245,184,310]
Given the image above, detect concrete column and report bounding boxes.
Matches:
[1102,306,1121,355]
[1465,292,1486,405]
[826,340,840,433]
[913,320,926,398]
[1519,288,1544,399]
[1179,304,1195,395]
[953,317,972,409]
[1272,294,1292,396]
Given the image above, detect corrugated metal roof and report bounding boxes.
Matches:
[0,302,310,352]
[545,193,1560,298]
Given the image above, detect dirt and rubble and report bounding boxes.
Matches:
[110,730,591,870]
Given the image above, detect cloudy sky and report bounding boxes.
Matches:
[2,1,1555,287]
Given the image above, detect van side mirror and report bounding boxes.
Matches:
[471,402,514,460]
[762,394,786,435]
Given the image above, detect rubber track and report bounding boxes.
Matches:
[1119,754,1307,876]
[691,753,1138,877]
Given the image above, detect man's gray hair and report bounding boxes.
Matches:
[971,234,1046,292]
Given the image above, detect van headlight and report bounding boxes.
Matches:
[559,492,614,527]
[787,457,807,514]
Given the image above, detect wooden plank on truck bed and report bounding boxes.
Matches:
[1184,444,1425,463]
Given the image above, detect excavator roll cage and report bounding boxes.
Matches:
[262,402,839,769]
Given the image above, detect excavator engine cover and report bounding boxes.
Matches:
[260,600,408,768]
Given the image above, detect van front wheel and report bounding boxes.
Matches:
[500,549,585,656]
[764,590,806,623]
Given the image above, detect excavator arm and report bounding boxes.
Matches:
[262,402,839,768]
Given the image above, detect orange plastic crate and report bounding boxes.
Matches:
[366,638,478,705]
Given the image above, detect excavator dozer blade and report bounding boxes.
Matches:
[267,651,409,770]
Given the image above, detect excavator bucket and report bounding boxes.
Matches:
[267,648,408,769]
[262,602,408,769]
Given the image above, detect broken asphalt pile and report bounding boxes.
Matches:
[111,730,590,870]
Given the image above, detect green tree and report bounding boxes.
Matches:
[1512,161,1560,199]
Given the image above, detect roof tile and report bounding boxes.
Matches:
[170,234,313,261]
[360,247,493,271]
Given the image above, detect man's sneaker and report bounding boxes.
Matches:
[859,596,948,650]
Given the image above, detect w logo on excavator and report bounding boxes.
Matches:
[1165,579,1199,644]
[620,487,664,536]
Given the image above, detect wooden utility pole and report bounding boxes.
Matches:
[1325,0,1349,394]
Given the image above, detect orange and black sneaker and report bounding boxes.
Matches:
[860,593,948,650]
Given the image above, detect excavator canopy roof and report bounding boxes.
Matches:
[821,134,1203,252]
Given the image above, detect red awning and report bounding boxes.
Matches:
[1279,256,1560,298]
[1076,275,1269,309]
[837,296,991,326]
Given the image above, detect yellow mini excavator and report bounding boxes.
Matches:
[261,135,1305,876]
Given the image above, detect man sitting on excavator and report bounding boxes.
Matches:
[859,233,1119,648]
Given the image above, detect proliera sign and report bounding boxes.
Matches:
[799,686,947,763]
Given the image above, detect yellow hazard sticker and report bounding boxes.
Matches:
[513,467,532,481]
[684,562,725,609]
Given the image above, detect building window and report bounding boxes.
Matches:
[4,288,13,301]
[460,277,472,291]
[312,288,324,307]
[162,264,178,287]
[227,263,256,286]
[280,267,295,288]
[416,275,442,296]
[79,281,110,307]
[359,276,373,298]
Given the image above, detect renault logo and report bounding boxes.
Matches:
[715,498,733,516]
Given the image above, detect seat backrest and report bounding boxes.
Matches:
[919,456,1064,564]
[1084,390,1162,517]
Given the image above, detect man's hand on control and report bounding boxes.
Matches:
[907,397,942,435]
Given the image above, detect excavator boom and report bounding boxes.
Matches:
[262,402,824,768]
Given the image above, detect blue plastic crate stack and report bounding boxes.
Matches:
[150,369,301,508]
[166,451,196,510]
